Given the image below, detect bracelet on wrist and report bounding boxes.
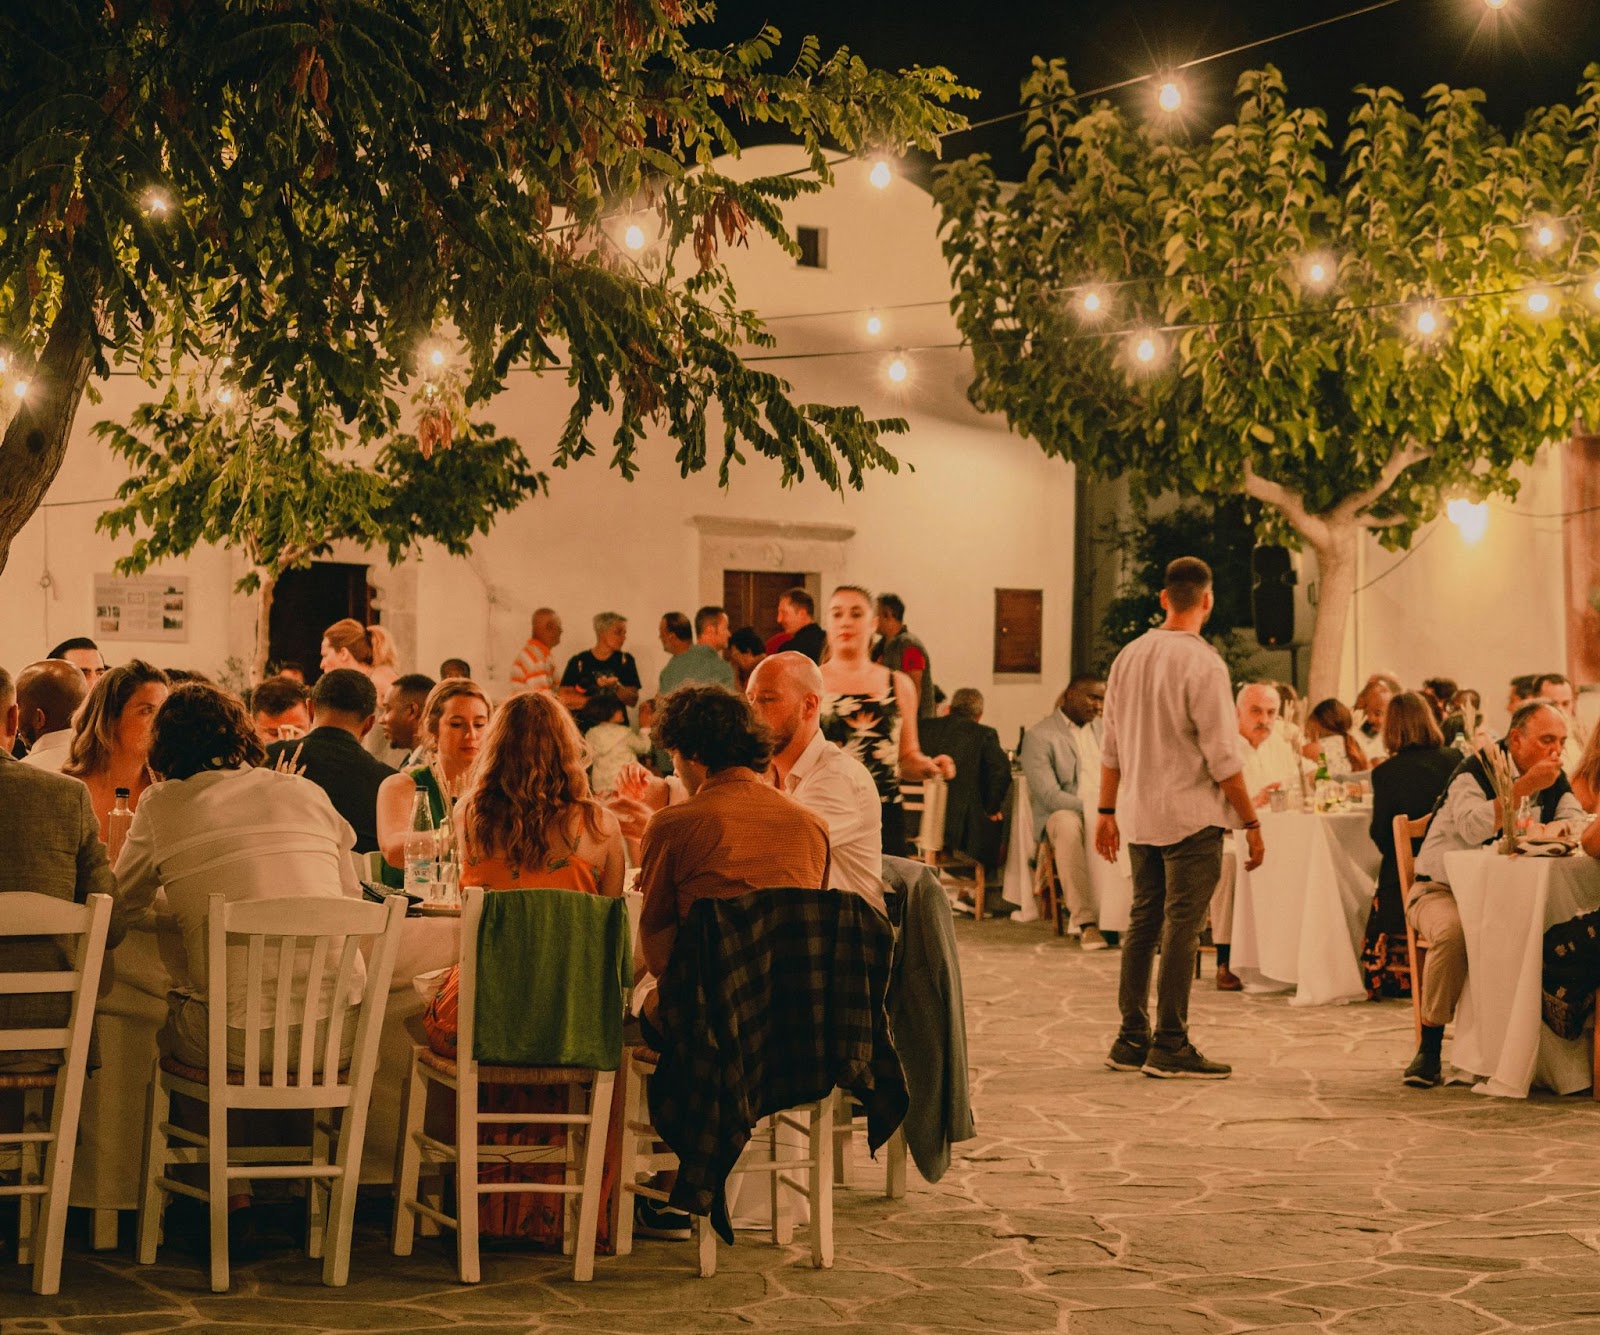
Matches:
[1097,807,1116,816]
[1242,820,1261,830]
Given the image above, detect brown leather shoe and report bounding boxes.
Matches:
[1215,965,1243,991]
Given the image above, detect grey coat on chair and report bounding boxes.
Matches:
[881,855,976,1182]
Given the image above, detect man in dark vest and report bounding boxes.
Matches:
[872,593,936,719]
[1402,700,1585,1088]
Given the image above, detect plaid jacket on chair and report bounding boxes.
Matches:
[649,887,907,1241]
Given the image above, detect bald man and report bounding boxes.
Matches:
[748,653,886,915]
[17,659,89,772]
[509,607,563,695]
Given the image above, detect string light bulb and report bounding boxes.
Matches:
[1156,81,1184,114]
[1413,306,1440,339]
[865,312,883,337]
[1532,219,1560,251]
[1446,498,1489,544]
[886,354,909,384]
[1525,289,1552,316]
[1591,277,1600,302]
[145,189,171,217]
[622,223,646,251]
[1303,255,1334,290]
[428,347,446,367]
[868,160,893,190]
[1080,288,1105,316]
[216,385,235,407]
[1483,0,1508,10]
[12,380,28,400]
[1133,332,1160,365]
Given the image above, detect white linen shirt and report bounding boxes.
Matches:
[112,767,366,1028]
[778,730,888,916]
[1239,732,1301,800]
[21,728,72,773]
[1100,628,1242,847]
[1412,767,1586,896]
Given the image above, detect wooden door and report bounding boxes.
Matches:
[723,570,807,639]
[269,562,374,680]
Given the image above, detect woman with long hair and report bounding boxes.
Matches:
[421,691,625,1249]
[1299,698,1370,777]
[320,618,400,698]
[375,678,491,870]
[1571,717,1600,812]
[818,585,953,857]
[61,659,169,842]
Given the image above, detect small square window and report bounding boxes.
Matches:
[994,589,1043,675]
[796,225,828,269]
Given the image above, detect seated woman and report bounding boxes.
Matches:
[1361,693,1462,999]
[420,690,625,1248]
[61,659,169,844]
[110,682,366,1071]
[1571,721,1600,813]
[1300,698,1370,777]
[375,678,492,874]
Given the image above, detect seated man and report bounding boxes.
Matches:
[1210,682,1304,989]
[0,666,117,1070]
[265,669,396,855]
[920,687,1014,914]
[1019,675,1107,948]
[746,652,885,916]
[636,685,831,1026]
[379,672,435,769]
[16,659,88,772]
[251,674,311,747]
[1405,701,1585,1087]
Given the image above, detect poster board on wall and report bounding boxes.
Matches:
[94,574,189,642]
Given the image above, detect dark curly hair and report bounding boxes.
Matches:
[148,682,266,781]
[654,684,772,774]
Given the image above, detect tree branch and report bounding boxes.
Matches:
[1240,459,1329,547]
[1334,436,1433,527]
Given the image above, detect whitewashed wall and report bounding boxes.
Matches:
[0,147,1078,744]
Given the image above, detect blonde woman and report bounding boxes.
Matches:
[421,690,624,1248]
[61,659,169,842]
[819,585,953,856]
[320,617,400,698]
[1572,718,1600,813]
[376,678,491,870]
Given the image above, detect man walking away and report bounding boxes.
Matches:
[1094,557,1263,1080]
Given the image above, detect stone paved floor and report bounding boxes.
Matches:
[8,918,1600,1333]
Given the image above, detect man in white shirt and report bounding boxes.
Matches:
[1019,676,1107,949]
[747,653,886,915]
[16,659,88,772]
[1094,557,1262,1080]
[1402,701,1585,1088]
[1208,682,1303,990]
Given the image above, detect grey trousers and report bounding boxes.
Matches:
[1118,827,1225,1053]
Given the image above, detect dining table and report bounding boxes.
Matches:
[1227,806,1381,1007]
[1447,848,1600,1098]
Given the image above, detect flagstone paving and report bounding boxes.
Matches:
[7,918,1600,1332]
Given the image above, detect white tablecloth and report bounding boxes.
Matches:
[1229,809,1380,1007]
[999,771,1132,930]
[1448,850,1600,1098]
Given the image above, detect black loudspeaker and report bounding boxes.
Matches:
[1252,545,1297,648]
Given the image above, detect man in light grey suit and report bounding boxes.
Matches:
[1020,675,1107,948]
[0,666,117,1069]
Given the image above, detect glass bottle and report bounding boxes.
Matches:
[106,788,134,865]
[403,788,438,899]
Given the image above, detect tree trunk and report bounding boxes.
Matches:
[1305,521,1360,704]
[0,297,99,576]
[252,568,278,686]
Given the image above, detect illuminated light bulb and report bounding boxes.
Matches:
[623,223,646,251]
[887,355,909,384]
[0,353,8,374]
[1526,289,1552,315]
[865,313,883,337]
[1081,289,1104,315]
[219,356,233,370]
[868,160,893,190]
[1446,498,1489,544]
[429,347,445,367]
[1484,0,1508,10]
[216,386,235,406]
[1536,224,1556,249]
[145,189,171,216]
[1304,254,1334,290]
[1591,278,1600,302]
[1157,81,1183,114]
[1414,307,1439,338]
[12,379,29,399]
[1134,333,1159,364]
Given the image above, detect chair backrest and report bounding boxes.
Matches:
[208,892,408,1091]
[0,892,111,1071]
[457,886,629,1071]
[902,777,948,856]
[1393,811,1432,904]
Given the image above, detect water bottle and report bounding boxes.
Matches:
[403,788,437,899]
[106,788,134,865]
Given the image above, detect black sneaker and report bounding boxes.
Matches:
[634,1197,694,1240]
[1403,1048,1443,1088]
[1105,1038,1149,1071]
[1142,1044,1232,1080]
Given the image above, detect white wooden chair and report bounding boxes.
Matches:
[613,1043,833,1277]
[830,1089,907,1198]
[136,892,408,1292]
[1394,812,1433,1044]
[904,777,988,922]
[391,885,620,1283]
[0,891,111,1295]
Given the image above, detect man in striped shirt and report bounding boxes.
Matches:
[508,607,563,695]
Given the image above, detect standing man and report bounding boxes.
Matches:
[46,637,108,688]
[767,588,826,663]
[1094,557,1263,1080]
[508,607,563,695]
[658,607,736,696]
[872,594,936,719]
[1020,675,1108,949]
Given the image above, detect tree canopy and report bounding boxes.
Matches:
[933,60,1600,697]
[0,0,968,572]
